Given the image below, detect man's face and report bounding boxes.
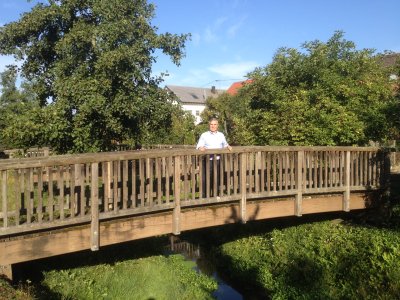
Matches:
[209,120,218,133]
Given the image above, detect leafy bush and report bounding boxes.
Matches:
[216,221,400,299]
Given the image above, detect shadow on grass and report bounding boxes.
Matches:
[12,236,169,299]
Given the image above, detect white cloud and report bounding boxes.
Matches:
[204,26,217,43]
[202,16,228,44]
[227,16,246,38]
[191,33,201,46]
[215,16,228,28]
[208,61,259,79]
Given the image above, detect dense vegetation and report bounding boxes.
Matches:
[214,221,400,299]
[0,0,194,153]
[204,32,400,146]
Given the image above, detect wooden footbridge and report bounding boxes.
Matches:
[0,146,390,279]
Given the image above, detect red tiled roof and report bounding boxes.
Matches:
[226,79,253,95]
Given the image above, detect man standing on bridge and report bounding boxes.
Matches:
[196,117,232,198]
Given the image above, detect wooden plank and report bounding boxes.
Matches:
[260,151,265,193]
[103,161,110,212]
[70,165,76,219]
[273,152,277,192]
[157,157,163,204]
[248,153,254,193]
[14,170,20,225]
[219,154,224,197]
[1,171,7,228]
[313,151,318,189]
[131,159,137,207]
[122,160,128,210]
[343,151,351,212]
[213,156,217,198]
[173,156,181,234]
[233,154,239,195]
[59,166,65,220]
[79,164,85,217]
[278,152,283,191]
[38,167,43,223]
[23,169,31,224]
[285,151,289,191]
[295,151,303,216]
[191,156,196,200]
[165,157,171,202]
[266,152,271,192]
[113,160,119,212]
[91,162,99,251]
[140,159,145,206]
[146,158,153,207]
[354,151,360,186]
[240,153,247,223]
[290,151,295,190]
[318,151,323,188]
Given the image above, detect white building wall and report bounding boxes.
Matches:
[182,103,206,125]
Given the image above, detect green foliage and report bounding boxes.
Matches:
[42,254,217,299]
[0,0,190,153]
[206,31,398,146]
[0,278,34,300]
[0,66,43,149]
[217,221,400,299]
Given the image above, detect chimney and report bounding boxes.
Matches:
[211,86,216,94]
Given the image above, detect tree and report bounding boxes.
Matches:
[227,31,397,146]
[0,66,42,149]
[0,0,190,153]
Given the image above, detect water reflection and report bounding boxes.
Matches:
[165,236,243,300]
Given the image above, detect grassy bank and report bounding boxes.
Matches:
[2,236,217,300]
[213,220,400,299]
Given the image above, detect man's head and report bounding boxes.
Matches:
[208,117,219,133]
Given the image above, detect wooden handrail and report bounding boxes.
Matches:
[0,146,389,238]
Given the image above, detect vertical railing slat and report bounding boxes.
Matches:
[173,156,181,234]
[123,160,129,209]
[295,150,303,216]
[343,151,351,212]
[1,171,7,228]
[240,153,247,223]
[90,162,99,251]
[59,166,64,220]
[38,167,43,223]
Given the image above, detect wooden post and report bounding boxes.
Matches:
[0,264,12,280]
[91,162,99,251]
[240,153,247,224]
[172,156,181,235]
[343,151,351,212]
[295,150,303,216]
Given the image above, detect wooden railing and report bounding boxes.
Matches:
[0,146,388,245]
[1,147,51,159]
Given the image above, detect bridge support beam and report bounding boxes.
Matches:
[0,264,12,280]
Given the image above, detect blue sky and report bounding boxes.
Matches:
[1,0,399,90]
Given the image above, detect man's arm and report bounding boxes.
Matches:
[196,133,206,151]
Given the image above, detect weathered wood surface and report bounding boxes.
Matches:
[0,146,389,278]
